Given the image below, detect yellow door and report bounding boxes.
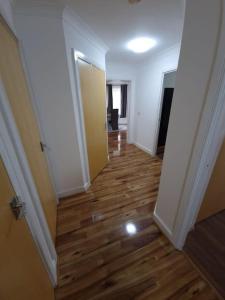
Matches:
[198,139,225,222]
[0,17,56,240]
[78,59,108,181]
[0,157,54,300]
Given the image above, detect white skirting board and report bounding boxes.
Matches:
[153,211,173,243]
[57,182,90,199]
[134,142,154,156]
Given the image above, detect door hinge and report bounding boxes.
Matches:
[10,196,26,220]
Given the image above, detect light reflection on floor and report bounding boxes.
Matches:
[112,132,121,156]
[125,222,137,235]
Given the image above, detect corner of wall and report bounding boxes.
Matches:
[0,0,17,35]
[62,6,108,59]
[153,210,173,241]
[57,181,90,199]
[134,142,155,156]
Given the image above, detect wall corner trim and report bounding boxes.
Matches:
[63,6,109,55]
[134,142,155,156]
[13,0,65,18]
[153,211,173,242]
[57,183,90,199]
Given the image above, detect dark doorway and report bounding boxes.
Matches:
[157,88,174,159]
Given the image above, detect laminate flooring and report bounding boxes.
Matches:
[55,131,219,300]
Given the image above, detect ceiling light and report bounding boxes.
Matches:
[127,37,156,53]
[125,222,137,235]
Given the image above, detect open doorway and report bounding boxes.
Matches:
[106,81,129,133]
[157,70,176,159]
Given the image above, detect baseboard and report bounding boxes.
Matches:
[84,182,90,191]
[153,211,173,242]
[57,183,90,198]
[127,138,133,145]
[134,142,154,156]
[48,257,58,287]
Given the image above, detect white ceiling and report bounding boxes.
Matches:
[68,0,185,64]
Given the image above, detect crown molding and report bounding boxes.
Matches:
[13,0,65,18]
[63,6,109,55]
[136,42,181,70]
[13,1,108,55]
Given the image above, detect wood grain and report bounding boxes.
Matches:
[78,59,108,181]
[185,210,225,299]
[55,131,219,300]
[0,16,56,240]
[198,139,225,222]
[0,158,54,300]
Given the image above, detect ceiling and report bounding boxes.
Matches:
[68,0,185,64]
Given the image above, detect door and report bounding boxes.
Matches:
[0,157,54,300]
[198,139,225,222]
[157,88,174,153]
[0,17,56,240]
[78,59,108,181]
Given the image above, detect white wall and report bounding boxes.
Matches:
[14,3,107,198]
[134,44,180,155]
[63,8,107,71]
[14,12,79,197]
[106,62,136,81]
[154,0,223,239]
[106,62,136,143]
[0,0,16,34]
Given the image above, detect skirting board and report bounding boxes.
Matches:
[57,182,90,199]
[134,142,154,156]
[153,211,174,244]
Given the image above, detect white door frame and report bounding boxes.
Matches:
[106,79,132,136]
[0,80,57,286]
[106,76,135,145]
[153,69,177,155]
[172,67,225,249]
[170,18,225,249]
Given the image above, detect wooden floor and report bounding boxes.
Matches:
[55,131,219,300]
[185,210,225,299]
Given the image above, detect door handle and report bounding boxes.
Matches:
[10,196,26,220]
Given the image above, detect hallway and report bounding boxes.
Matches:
[55,132,218,299]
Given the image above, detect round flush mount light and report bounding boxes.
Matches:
[127,37,157,53]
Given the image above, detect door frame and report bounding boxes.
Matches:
[106,80,132,138]
[71,50,109,188]
[153,69,177,155]
[170,18,225,249]
[171,67,225,249]
[0,80,57,286]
